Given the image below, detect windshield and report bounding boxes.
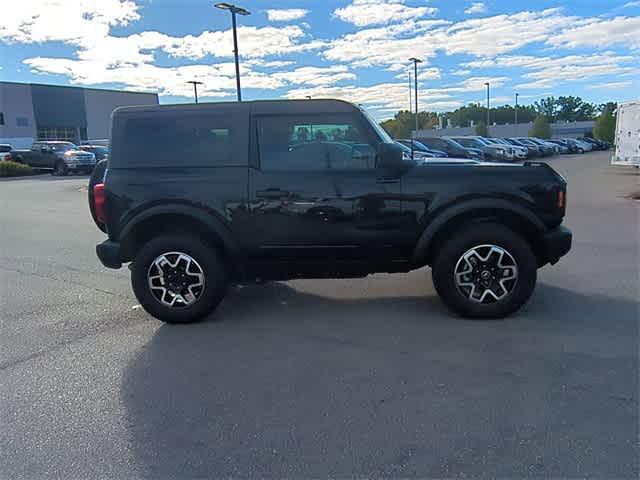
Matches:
[360,106,393,144]
[51,143,77,152]
[456,138,484,148]
[0,145,11,153]
[404,140,431,152]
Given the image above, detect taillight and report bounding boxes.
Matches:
[94,183,106,223]
[4,154,11,161]
[558,190,565,209]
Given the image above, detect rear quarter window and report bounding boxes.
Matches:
[111,111,245,168]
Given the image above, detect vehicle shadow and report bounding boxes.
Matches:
[121,281,638,477]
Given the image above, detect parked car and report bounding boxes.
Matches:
[79,145,109,161]
[396,139,448,158]
[578,137,608,150]
[11,141,96,175]
[395,141,435,160]
[488,138,528,160]
[0,144,13,161]
[447,136,511,161]
[546,139,571,154]
[91,99,572,323]
[80,139,110,147]
[513,138,554,157]
[417,136,484,159]
[504,138,539,158]
[573,138,593,153]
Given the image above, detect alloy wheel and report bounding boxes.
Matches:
[147,251,205,308]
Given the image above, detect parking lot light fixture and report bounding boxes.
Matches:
[408,57,422,138]
[215,3,250,102]
[485,82,490,131]
[186,80,203,104]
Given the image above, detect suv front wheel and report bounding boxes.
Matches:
[131,235,228,323]
[432,223,537,319]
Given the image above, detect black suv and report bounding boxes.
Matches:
[91,100,571,323]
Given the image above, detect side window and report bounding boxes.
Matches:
[256,114,376,171]
[31,143,40,151]
[120,113,237,167]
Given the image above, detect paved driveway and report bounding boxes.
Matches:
[0,152,638,478]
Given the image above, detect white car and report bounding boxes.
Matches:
[573,139,593,152]
[0,144,13,161]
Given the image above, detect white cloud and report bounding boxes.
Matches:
[24,57,285,97]
[164,25,323,60]
[333,0,438,27]
[323,9,578,67]
[548,16,640,50]
[273,65,356,86]
[394,67,441,81]
[464,2,487,14]
[586,81,633,89]
[451,69,472,76]
[0,0,139,44]
[466,53,637,89]
[623,1,640,7]
[266,9,309,22]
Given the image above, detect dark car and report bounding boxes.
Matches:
[396,139,448,158]
[414,136,483,159]
[91,99,571,323]
[578,137,609,150]
[79,145,109,161]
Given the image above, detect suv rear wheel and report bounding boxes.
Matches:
[432,223,537,319]
[131,235,228,323]
[53,160,68,176]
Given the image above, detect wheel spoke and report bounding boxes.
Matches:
[454,244,518,304]
[147,251,205,308]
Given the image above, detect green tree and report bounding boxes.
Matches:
[529,115,552,138]
[475,121,488,136]
[593,103,617,144]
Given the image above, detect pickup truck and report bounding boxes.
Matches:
[90,99,572,324]
[12,141,96,175]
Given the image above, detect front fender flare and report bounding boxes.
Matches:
[412,198,546,263]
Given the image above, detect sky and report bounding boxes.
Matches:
[1,0,638,119]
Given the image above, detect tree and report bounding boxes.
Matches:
[593,103,617,144]
[529,115,552,138]
[534,97,558,121]
[475,121,488,136]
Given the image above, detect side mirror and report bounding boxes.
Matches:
[376,142,404,169]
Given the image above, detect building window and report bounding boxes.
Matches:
[37,127,77,142]
[0,112,4,125]
[16,117,29,127]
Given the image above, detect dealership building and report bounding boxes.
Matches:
[0,81,158,147]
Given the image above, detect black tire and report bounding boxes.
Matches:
[88,159,108,233]
[578,148,584,154]
[131,235,228,324]
[432,223,537,319]
[53,160,68,176]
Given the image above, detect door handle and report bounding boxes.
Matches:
[376,177,400,184]
[256,188,289,199]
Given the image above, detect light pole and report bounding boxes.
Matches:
[408,57,422,137]
[187,80,203,103]
[515,92,519,126]
[215,2,250,102]
[484,82,490,130]
[408,69,413,115]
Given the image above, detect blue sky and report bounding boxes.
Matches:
[1,0,638,119]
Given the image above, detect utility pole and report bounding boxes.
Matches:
[409,58,422,137]
[186,80,203,103]
[485,82,490,131]
[408,70,413,116]
[215,3,250,102]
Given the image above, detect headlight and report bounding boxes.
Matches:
[402,151,413,161]
[497,149,505,155]
[64,151,73,157]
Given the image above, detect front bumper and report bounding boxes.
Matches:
[96,240,122,269]
[543,225,572,265]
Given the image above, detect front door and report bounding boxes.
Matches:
[245,112,403,264]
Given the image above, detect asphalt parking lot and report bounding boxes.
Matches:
[1,151,638,478]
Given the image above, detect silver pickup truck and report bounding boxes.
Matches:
[11,141,96,175]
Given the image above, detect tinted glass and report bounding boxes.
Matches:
[257,114,376,171]
[52,143,76,152]
[119,114,237,167]
[0,145,11,153]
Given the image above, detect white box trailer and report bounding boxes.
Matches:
[612,100,640,167]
